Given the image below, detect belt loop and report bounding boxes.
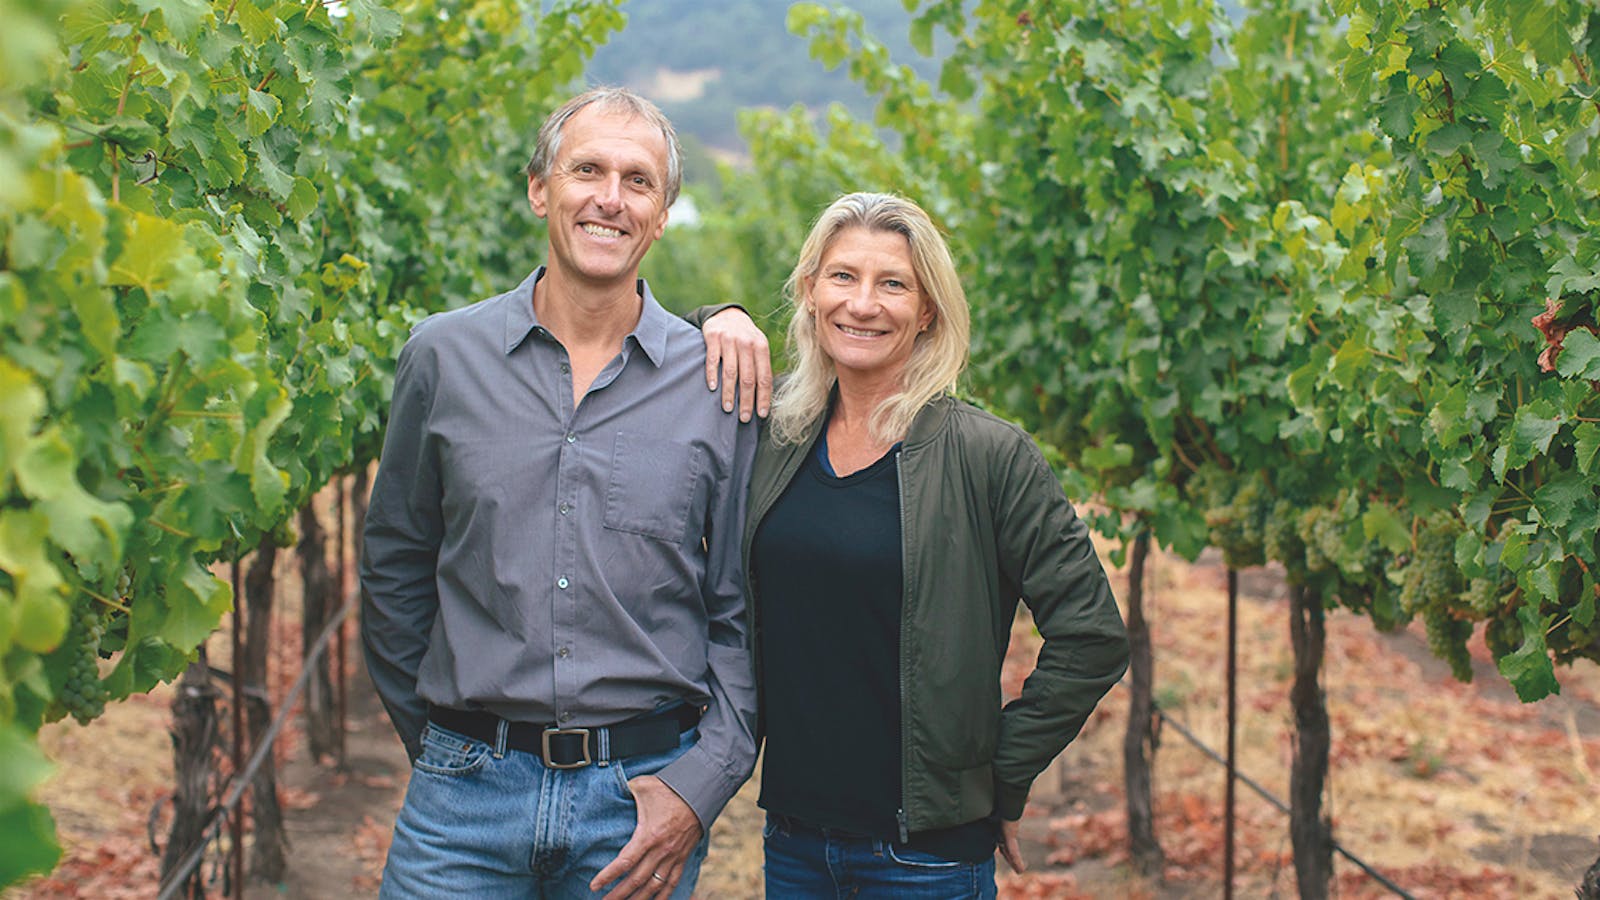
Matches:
[493,718,508,759]
[598,726,611,765]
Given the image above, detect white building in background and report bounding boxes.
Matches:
[667,194,700,227]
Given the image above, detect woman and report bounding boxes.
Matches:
[744,192,1130,898]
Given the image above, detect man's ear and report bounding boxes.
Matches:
[527,175,548,219]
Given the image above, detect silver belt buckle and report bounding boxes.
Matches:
[540,727,592,769]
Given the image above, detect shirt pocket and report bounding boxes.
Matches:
[603,430,704,545]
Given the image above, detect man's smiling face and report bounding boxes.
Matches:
[528,105,670,292]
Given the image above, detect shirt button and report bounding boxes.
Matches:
[559,712,573,723]
[559,502,571,515]
[565,432,577,443]
[557,577,569,589]
[557,647,570,658]
[560,362,571,374]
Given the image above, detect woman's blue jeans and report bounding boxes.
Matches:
[379,721,707,899]
[763,812,997,899]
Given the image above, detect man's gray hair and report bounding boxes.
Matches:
[525,86,683,207]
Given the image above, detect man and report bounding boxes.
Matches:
[361,87,766,899]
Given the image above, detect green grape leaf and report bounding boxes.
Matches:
[1498,604,1559,702]
[239,383,292,517]
[1330,336,1371,389]
[1431,290,1477,337]
[1361,505,1411,554]
[1508,0,1575,65]
[107,213,186,292]
[1500,523,1534,571]
[0,511,68,653]
[344,0,403,42]
[0,723,52,802]
[0,361,46,488]
[1554,328,1600,380]
[287,177,318,221]
[245,89,281,136]
[233,0,280,44]
[70,287,120,359]
[1533,473,1591,529]
[132,0,208,41]
[251,143,295,201]
[164,560,232,650]
[1547,256,1600,297]
[1574,423,1600,476]
[1082,441,1134,471]
[1575,583,1596,628]
[1503,400,1561,471]
[13,431,132,579]
[0,791,59,886]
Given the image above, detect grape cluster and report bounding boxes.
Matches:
[1194,468,1269,568]
[1484,612,1522,660]
[1397,513,1465,615]
[1297,505,1345,574]
[1397,513,1473,681]
[1459,577,1502,617]
[1423,607,1475,682]
[54,604,108,724]
[1263,499,1305,573]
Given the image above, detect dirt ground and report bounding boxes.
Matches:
[8,546,1600,899]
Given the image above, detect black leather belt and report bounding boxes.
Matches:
[426,703,700,769]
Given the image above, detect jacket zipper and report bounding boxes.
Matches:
[896,448,911,844]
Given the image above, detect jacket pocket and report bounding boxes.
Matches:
[923,707,999,769]
[914,657,1001,768]
[603,431,703,544]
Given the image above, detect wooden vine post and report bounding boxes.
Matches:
[1121,531,1163,875]
[299,503,337,763]
[242,540,286,882]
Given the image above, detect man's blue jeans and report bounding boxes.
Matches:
[379,721,707,899]
[763,812,998,899]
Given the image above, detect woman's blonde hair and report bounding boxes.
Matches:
[770,192,971,445]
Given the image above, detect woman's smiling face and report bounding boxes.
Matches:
[805,226,933,382]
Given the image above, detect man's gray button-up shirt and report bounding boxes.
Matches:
[360,268,759,828]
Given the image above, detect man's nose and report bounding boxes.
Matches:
[594,175,623,213]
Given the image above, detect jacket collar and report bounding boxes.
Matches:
[902,394,954,450]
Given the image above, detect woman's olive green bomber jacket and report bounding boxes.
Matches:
[742,394,1131,835]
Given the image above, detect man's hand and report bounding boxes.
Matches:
[701,307,772,423]
[998,818,1027,874]
[591,775,704,899]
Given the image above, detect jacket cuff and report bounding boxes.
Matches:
[994,779,1030,821]
[681,303,744,329]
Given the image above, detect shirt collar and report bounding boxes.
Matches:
[503,267,669,368]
